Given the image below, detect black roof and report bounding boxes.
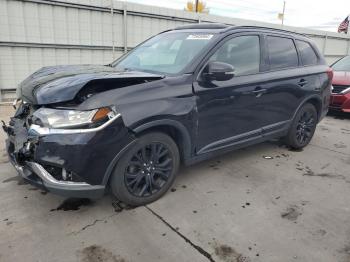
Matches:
[173,23,229,30]
[173,23,306,38]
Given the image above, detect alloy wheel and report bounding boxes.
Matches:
[124,142,173,197]
[295,111,315,145]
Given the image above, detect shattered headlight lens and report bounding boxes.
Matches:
[33,107,117,129]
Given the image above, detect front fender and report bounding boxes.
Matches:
[101,118,194,185]
[133,118,192,160]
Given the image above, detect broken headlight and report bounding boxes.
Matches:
[32,107,117,129]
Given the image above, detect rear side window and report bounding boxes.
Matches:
[267,36,298,70]
[296,40,318,65]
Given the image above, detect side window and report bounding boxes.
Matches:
[267,36,298,70]
[209,35,260,76]
[296,40,318,66]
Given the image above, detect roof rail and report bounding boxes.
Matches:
[224,25,307,37]
[172,24,308,38]
[173,23,229,30]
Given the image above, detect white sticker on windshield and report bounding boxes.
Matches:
[187,34,213,40]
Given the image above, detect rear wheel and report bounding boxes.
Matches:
[110,132,179,206]
[284,103,317,149]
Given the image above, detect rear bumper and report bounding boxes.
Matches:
[6,139,105,198]
[330,93,350,113]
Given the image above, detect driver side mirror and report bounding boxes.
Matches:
[203,61,235,81]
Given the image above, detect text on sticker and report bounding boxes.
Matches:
[187,34,213,40]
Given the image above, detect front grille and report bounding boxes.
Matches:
[332,85,349,94]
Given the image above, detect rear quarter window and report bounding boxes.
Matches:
[295,40,318,66]
[267,36,298,70]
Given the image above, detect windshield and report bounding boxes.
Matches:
[332,56,350,71]
[113,32,216,74]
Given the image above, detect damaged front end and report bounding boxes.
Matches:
[2,64,169,198]
[2,100,134,199]
[3,102,37,167]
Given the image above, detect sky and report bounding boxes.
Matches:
[127,0,350,32]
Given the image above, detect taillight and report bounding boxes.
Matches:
[326,67,333,82]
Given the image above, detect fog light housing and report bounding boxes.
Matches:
[42,165,85,182]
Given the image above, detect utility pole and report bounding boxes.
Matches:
[195,0,199,13]
[281,1,286,25]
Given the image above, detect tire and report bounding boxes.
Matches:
[110,132,180,206]
[284,103,318,149]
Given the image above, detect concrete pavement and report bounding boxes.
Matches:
[0,105,349,262]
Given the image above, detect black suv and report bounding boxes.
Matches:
[3,24,331,206]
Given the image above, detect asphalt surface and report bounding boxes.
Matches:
[0,105,350,262]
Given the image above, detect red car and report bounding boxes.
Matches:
[330,55,350,113]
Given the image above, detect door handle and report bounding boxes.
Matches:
[251,87,267,97]
[298,79,308,87]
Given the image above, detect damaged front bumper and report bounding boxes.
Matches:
[5,145,105,198]
[3,111,134,199]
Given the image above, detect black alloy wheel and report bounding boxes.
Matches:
[125,142,173,197]
[295,110,316,145]
[284,103,317,149]
[110,132,179,206]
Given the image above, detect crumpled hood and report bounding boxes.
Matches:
[17,64,163,105]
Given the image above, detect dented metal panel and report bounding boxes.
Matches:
[18,64,164,104]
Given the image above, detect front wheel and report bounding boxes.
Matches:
[284,103,318,149]
[110,132,180,206]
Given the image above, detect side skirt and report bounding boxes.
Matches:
[185,122,290,166]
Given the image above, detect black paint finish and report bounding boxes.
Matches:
[5,25,331,197]
[34,118,134,185]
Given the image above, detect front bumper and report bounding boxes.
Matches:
[3,112,134,199]
[330,93,350,113]
[5,139,105,198]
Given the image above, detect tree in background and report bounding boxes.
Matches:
[185,1,209,14]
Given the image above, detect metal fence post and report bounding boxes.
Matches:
[111,0,115,59]
[323,34,328,56]
[123,3,128,53]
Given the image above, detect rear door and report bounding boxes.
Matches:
[258,35,314,133]
[294,38,323,94]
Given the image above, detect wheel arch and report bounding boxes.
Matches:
[101,119,192,186]
[133,119,192,163]
[294,95,323,121]
[306,97,322,120]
